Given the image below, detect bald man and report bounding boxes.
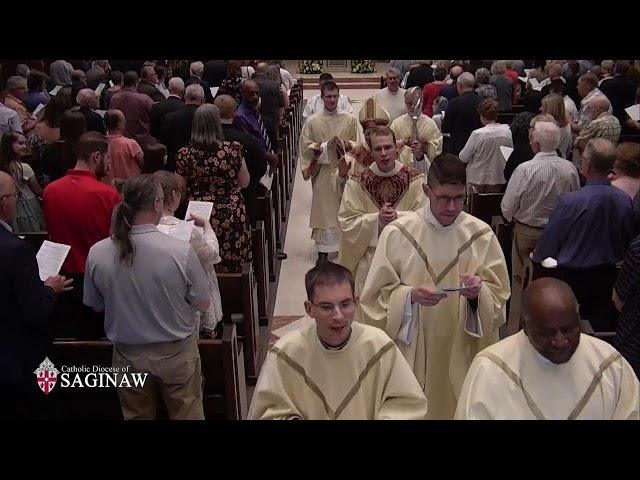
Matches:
[150,77,185,140]
[252,62,285,125]
[0,171,73,419]
[574,95,621,154]
[439,65,464,100]
[137,65,165,103]
[455,278,640,420]
[76,88,106,134]
[215,94,270,227]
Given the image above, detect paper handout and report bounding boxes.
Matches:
[32,103,45,119]
[95,82,106,97]
[49,85,62,96]
[157,220,195,243]
[184,201,214,223]
[210,87,219,98]
[36,241,71,281]
[625,104,640,121]
[500,146,514,161]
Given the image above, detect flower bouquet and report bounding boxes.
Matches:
[299,60,324,74]
[351,60,376,73]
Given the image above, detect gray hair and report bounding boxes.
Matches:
[531,121,561,152]
[184,84,205,104]
[457,72,475,89]
[386,67,402,78]
[190,61,204,77]
[16,64,30,78]
[168,77,185,96]
[491,60,507,75]
[76,88,98,108]
[474,68,491,86]
[600,60,614,73]
[6,75,27,92]
[191,104,225,149]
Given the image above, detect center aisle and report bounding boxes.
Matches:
[270,88,377,343]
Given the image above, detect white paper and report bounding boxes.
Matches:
[317,141,330,165]
[95,110,106,118]
[109,80,114,88]
[210,87,219,98]
[524,69,534,77]
[518,76,528,83]
[36,241,71,281]
[500,146,514,161]
[625,104,640,121]
[32,103,45,119]
[184,201,214,223]
[157,220,194,243]
[49,85,62,96]
[95,82,106,96]
[529,78,542,91]
[541,257,558,269]
[259,166,273,190]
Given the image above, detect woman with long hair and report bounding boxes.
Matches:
[175,104,251,273]
[155,170,223,338]
[541,94,572,159]
[0,131,45,232]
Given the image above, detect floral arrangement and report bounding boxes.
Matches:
[299,60,324,74]
[351,60,376,73]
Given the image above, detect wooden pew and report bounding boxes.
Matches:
[49,324,247,419]
[251,220,270,327]
[256,191,277,281]
[497,112,517,125]
[469,192,504,225]
[217,262,263,383]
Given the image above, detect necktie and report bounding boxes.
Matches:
[257,113,272,153]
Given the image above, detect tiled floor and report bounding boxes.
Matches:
[272,89,378,319]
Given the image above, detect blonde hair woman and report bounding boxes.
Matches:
[541,94,572,159]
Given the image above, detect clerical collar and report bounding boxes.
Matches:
[370,161,402,177]
[424,204,457,230]
[317,328,352,350]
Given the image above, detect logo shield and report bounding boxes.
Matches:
[34,357,60,395]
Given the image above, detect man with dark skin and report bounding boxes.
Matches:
[456,278,640,420]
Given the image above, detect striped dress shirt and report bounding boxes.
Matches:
[501,151,580,227]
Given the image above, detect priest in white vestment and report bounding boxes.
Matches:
[390,87,443,175]
[372,67,407,123]
[338,126,426,306]
[359,153,510,419]
[455,278,640,420]
[248,263,429,420]
[298,81,361,263]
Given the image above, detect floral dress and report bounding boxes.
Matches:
[217,76,244,104]
[176,141,252,273]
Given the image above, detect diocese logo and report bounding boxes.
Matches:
[34,357,60,395]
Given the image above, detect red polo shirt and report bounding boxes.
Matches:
[43,170,121,275]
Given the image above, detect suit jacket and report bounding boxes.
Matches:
[441,90,482,155]
[137,79,165,103]
[441,83,459,100]
[185,76,214,104]
[599,75,637,130]
[204,60,228,87]
[79,106,106,134]
[162,104,199,171]
[0,225,56,384]
[151,96,184,140]
[253,74,284,123]
[222,123,268,227]
[405,64,434,90]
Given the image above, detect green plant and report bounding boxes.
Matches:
[299,60,324,74]
[351,60,375,73]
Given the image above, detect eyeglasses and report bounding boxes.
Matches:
[0,191,20,200]
[431,194,466,206]
[310,299,356,315]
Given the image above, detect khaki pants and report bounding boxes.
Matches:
[507,222,544,335]
[113,331,205,420]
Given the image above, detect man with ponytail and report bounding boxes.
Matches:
[84,174,210,420]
